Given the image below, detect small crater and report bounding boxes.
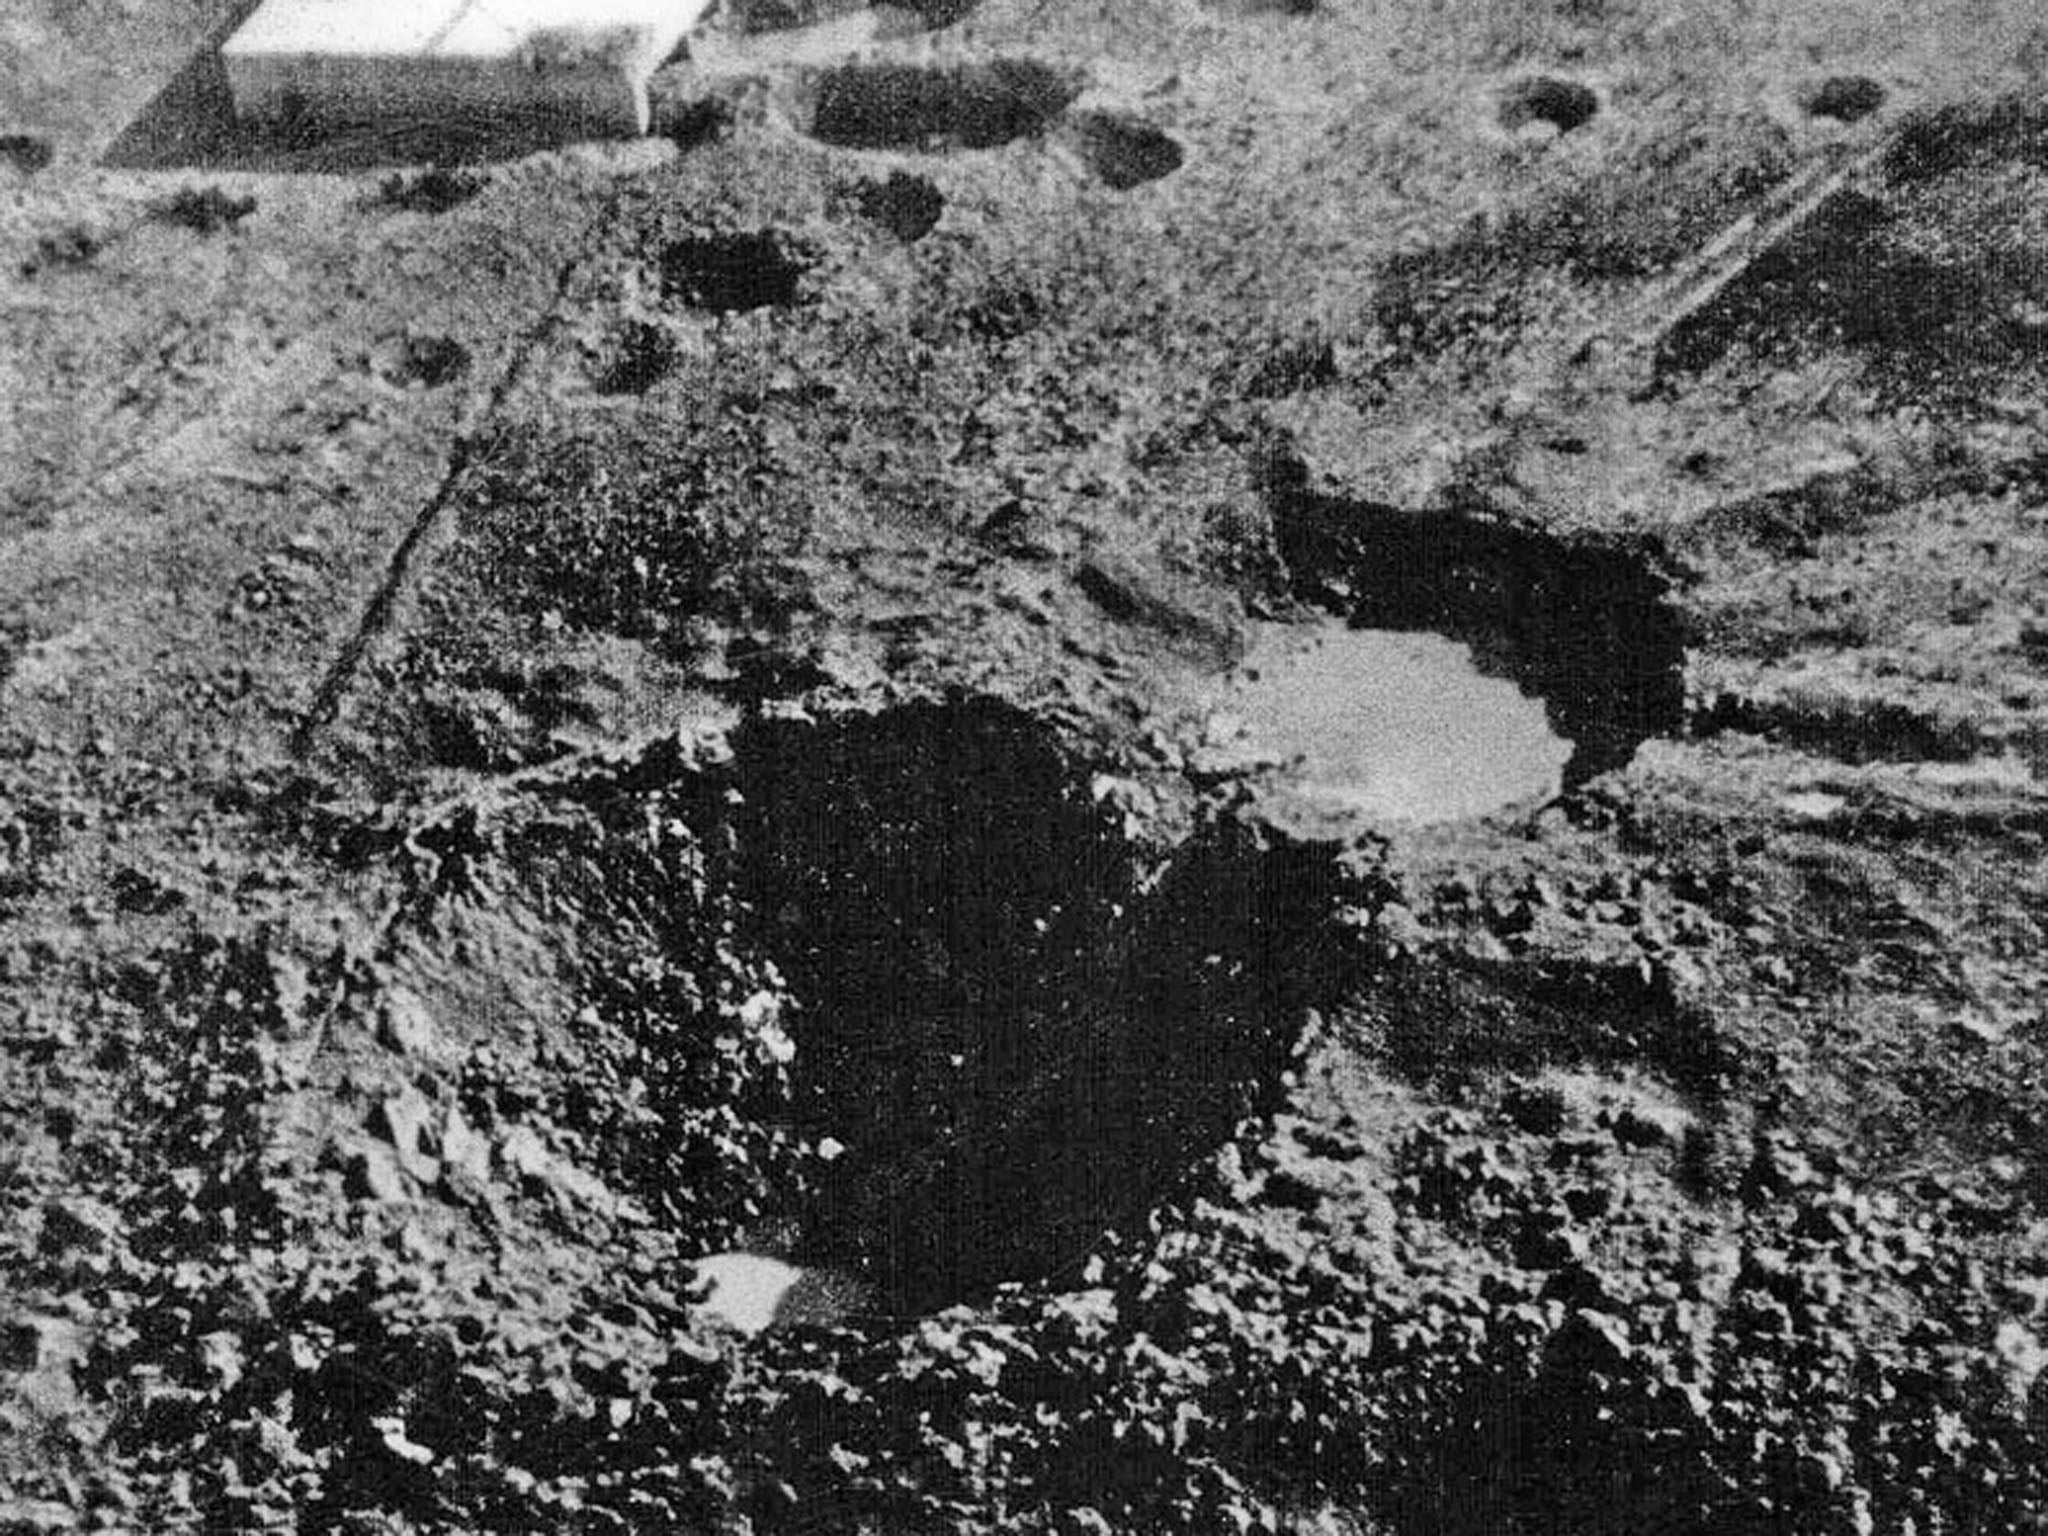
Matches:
[372,333,472,389]
[1800,75,1886,124]
[1067,111,1185,189]
[375,166,485,215]
[1499,77,1601,135]
[592,319,682,395]
[19,226,100,279]
[855,171,945,241]
[156,185,258,233]
[798,59,1082,152]
[0,135,52,175]
[1267,462,1687,787]
[661,231,814,313]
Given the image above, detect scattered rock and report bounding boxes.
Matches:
[438,1104,492,1187]
[0,1500,80,1535]
[1,1314,87,1377]
[372,1088,443,1185]
[345,1142,413,1203]
[377,989,441,1058]
[39,1196,121,1257]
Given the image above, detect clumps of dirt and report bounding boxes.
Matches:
[854,171,946,242]
[589,318,683,395]
[1800,74,1886,123]
[1498,76,1601,134]
[1066,110,1185,189]
[796,59,1083,152]
[661,230,814,312]
[374,166,485,215]
[0,134,52,175]
[156,185,257,234]
[370,333,472,389]
[1265,459,1687,785]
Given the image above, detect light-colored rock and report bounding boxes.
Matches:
[222,0,717,137]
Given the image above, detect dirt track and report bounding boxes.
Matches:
[6,1,2048,1531]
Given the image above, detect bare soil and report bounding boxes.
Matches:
[6,0,2048,1531]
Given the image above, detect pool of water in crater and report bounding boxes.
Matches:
[1227,622,1574,825]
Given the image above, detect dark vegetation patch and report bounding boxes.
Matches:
[0,134,53,174]
[155,184,257,233]
[1067,111,1185,189]
[1800,74,1886,124]
[371,333,471,389]
[373,165,484,214]
[590,317,682,395]
[854,170,946,242]
[1653,187,2048,404]
[1266,456,1688,784]
[1498,76,1600,134]
[798,59,1083,151]
[661,230,814,312]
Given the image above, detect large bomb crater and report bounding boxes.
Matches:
[415,698,1339,1320]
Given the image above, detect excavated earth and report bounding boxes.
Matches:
[7,1,2048,1532]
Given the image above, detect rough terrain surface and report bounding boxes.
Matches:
[6,0,2048,1531]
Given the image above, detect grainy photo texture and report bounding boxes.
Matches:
[5,0,2048,1531]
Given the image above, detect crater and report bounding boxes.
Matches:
[854,170,945,242]
[374,166,485,214]
[371,333,472,389]
[590,318,682,395]
[1066,110,1185,189]
[400,699,1336,1315]
[0,135,52,175]
[1266,467,1687,788]
[1800,75,1886,124]
[1498,76,1600,135]
[661,230,814,312]
[795,59,1083,152]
